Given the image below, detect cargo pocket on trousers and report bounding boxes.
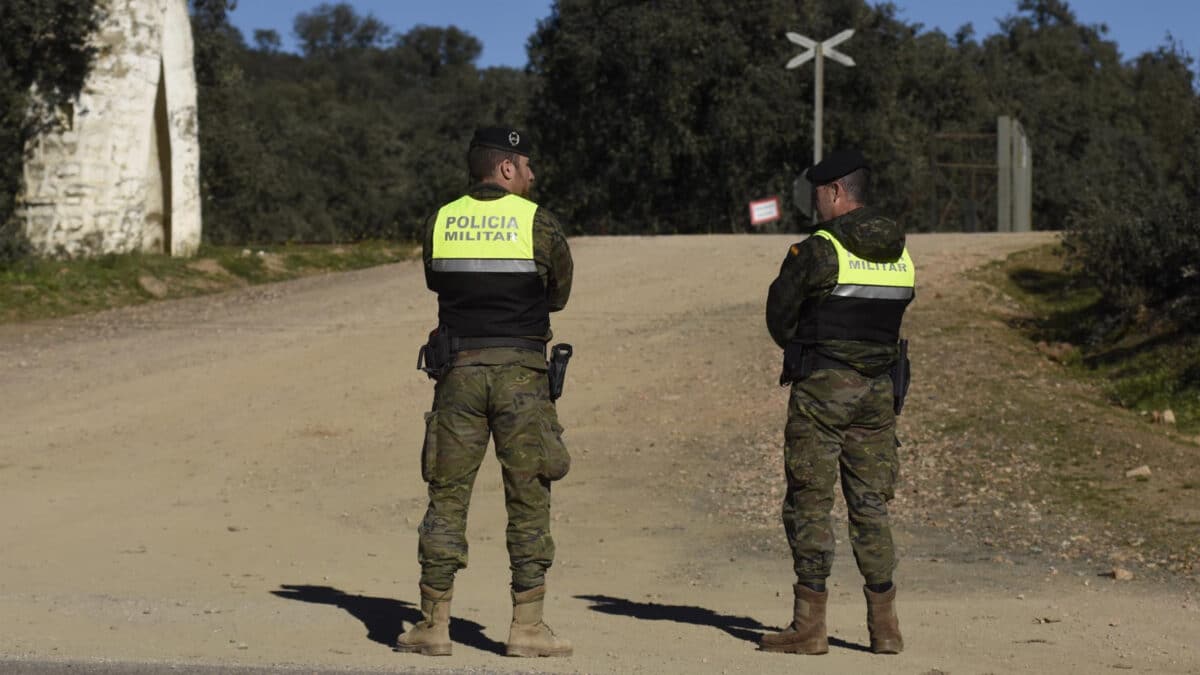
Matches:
[539,414,571,481]
[883,443,899,501]
[421,410,438,482]
[783,421,817,486]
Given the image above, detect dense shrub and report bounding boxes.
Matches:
[1066,203,1200,331]
[1065,87,1200,333]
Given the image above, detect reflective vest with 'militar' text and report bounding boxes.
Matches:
[795,229,915,344]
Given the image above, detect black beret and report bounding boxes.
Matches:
[805,149,868,185]
[470,126,531,157]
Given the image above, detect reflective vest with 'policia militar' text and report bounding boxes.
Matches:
[429,193,549,337]
[795,229,915,344]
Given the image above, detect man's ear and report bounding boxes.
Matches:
[499,158,514,180]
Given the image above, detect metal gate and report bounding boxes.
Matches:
[929,116,1032,232]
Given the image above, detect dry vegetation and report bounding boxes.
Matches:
[588,237,1200,587]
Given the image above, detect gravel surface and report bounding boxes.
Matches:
[1,232,1197,674]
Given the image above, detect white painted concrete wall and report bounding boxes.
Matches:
[19,0,201,258]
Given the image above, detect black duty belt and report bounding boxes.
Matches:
[450,337,546,355]
[810,353,856,370]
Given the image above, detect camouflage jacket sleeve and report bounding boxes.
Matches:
[422,212,437,290]
[765,237,838,348]
[534,206,573,312]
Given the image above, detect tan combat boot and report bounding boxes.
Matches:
[759,583,829,654]
[395,584,452,656]
[864,584,903,654]
[505,585,573,657]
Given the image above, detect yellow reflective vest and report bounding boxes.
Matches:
[796,229,915,344]
[428,194,549,337]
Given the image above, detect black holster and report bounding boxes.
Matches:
[890,339,911,415]
[547,343,573,401]
[779,342,811,386]
[417,327,452,380]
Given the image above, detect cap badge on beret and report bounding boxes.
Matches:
[508,131,520,147]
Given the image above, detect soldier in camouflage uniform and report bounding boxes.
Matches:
[396,127,574,658]
[761,149,914,656]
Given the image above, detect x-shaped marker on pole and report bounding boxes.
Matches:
[786,29,856,69]
[784,27,856,199]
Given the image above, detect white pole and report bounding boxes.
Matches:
[814,45,824,166]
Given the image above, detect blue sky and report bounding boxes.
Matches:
[228,1,1198,69]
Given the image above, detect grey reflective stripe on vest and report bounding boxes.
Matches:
[830,284,915,300]
[431,259,538,273]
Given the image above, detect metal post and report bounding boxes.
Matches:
[997,115,1012,232]
[814,45,823,165]
[1016,120,1032,232]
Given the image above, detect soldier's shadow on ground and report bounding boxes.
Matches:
[575,594,871,653]
[272,584,506,655]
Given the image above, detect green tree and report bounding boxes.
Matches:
[253,29,282,53]
[527,0,1197,241]
[1127,40,1200,206]
[189,0,272,244]
[528,0,998,233]
[190,2,530,243]
[529,0,814,234]
[976,0,1137,227]
[1063,43,1200,330]
[295,2,390,56]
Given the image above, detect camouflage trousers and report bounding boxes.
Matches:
[782,368,898,586]
[417,363,570,591]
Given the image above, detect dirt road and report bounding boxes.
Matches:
[1,233,1196,674]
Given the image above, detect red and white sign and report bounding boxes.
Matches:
[748,196,782,226]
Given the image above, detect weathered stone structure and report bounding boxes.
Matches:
[19,0,201,258]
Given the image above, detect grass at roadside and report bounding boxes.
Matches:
[983,244,1200,435]
[0,241,415,323]
[957,244,1200,579]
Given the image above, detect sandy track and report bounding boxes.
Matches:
[1,233,1197,674]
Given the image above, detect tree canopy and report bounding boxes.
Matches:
[182,0,1198,245]
[190,1,529,244]
[529,0,1198,235]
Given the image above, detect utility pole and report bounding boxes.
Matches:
[785,29,855,166]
